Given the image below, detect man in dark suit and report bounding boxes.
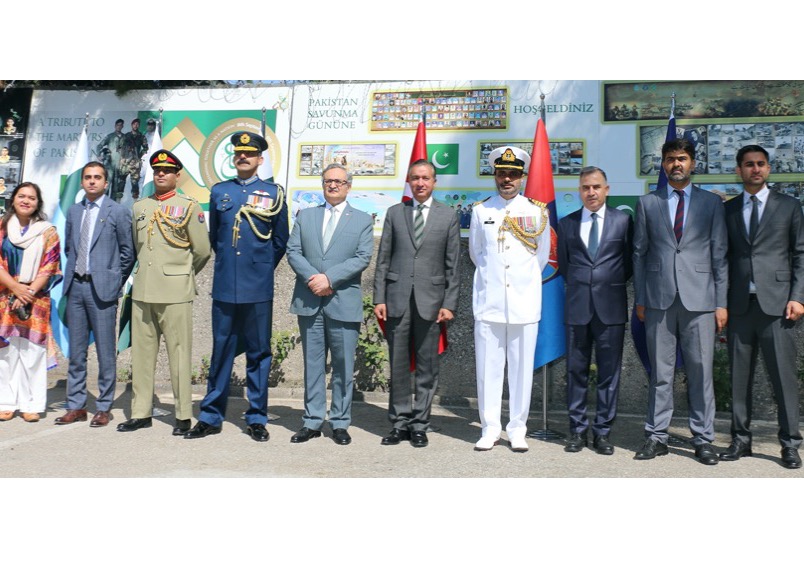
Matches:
[55,161,134,427]
[185,132,288,442]
[558,166,633,455]
[373,159,460,448]
[633,138,728,465]
[286,164,373,445]
[720,144,804,469]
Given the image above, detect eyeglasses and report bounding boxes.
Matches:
[322,179,349,187]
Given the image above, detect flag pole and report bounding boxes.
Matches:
[261,104,280,423]
[528,92,563,441]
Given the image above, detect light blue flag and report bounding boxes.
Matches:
[50,124,90,359]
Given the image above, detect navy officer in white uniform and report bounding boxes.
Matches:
[469,146,551,453]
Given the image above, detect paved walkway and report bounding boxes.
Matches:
[1,383,800,478]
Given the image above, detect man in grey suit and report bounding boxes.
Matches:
[55,161,135,427]
[373,159,460,448]
[286,164,373,445]
[633,139,728,465]
[720,145,804,469]
[558,166,633,455]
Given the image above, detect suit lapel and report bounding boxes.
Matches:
[315,205,326,253]
[757,190,779,240]
[653,189,676,242]
[593,206,615,260]
[326,203,352,251]
[403,200,416,247]
[728,194,749,244]
[570,210,592,262]
[71,204,84,251]
[683,186,705,241]
[421,200,442,243]
[89,197,111,250]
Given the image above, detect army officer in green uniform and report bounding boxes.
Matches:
[117,150,211,434]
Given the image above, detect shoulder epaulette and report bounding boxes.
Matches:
[474,196,492,206]
[527,198,547,208]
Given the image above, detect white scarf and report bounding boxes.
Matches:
[5,215,53,284]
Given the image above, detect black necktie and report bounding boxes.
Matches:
[749,195,759,243]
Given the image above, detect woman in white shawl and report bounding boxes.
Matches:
[0,182,62,422]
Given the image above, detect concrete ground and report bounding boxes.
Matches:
[3,382,799,566]
[1,381,801,478]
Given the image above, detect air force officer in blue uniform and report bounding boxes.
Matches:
[185,132,289,442]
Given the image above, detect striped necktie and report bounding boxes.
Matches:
[414,203,425,248]
[75,201,94,276]
[673,189,684,242]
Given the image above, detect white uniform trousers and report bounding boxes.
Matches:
[0,337,48,413]
[474,320,538,440]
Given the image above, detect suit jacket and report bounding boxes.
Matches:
[63,195,135,302]
[558,205,633,326]
[633,185,727,312]
[725,190,804,317]
[287,203,374,323]
[374,199,460,321]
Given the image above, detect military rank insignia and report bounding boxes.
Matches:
[198,213,206,223]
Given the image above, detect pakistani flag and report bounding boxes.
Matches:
[139,123,162,199]
[259,114,275,181]
[118,123,162,350]
[50,124,90,360]
[428,144,459,175]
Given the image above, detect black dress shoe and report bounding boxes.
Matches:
[410,431,428,448]
[246,423,269,442]
[593,435,614,456]
[184,421,222,439]
[172,419,191,436]
[719,439,752,461]
[291,427,321,443]
[781,447,802,469]
[116,417,152,432]
[694,443,719,465]
[634,438,669,460]
[564,432,588,453]
[332,428,352,445]
[380,429,410,446]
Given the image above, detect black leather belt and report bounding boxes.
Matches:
[74,273,92,283]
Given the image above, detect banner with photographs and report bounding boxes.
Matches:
[22,87,292,217]
[0,87,32,209]
[14,80,804,233]
[604,80,804,122]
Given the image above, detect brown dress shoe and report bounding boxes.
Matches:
[0,410,15,421]
[21,412,40,422]
[90,411,112,427]
[55,409,88,425]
